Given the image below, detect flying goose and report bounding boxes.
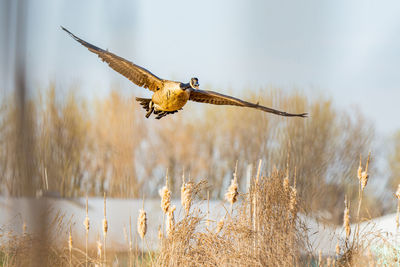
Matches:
[62,27,307,119]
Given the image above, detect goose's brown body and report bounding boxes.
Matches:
[62,26,308,119]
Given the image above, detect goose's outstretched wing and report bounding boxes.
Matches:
[62,26,163,92]
[189,89,307,117]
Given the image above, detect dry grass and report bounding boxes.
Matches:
[0,85,398,266]
[1,160,400,266]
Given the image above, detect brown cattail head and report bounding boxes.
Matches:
[160,171,171,213]
[361,171,369,190]
[102,218,108,237]
[225,165,239,205]
[137,209,147,240]
[103,192,108,236]
[344,198,351,238]
[181,172,194,215]
[361,152,371,190]
[83,216,90,232]
[84,195,90,231]
[166,205,176,237]
[357,154,362,181]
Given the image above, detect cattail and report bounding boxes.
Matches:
[283,176,289,193]
[68,230,73,253]
[361,152,371,191]
[357,155,362,182]
[216,218,224,234]
[206,191,210,227]
[361,171,369,190]
[84,196,89,267]
[137,209,147,239]
[225,161,239,205]
[83,196,90,231]
[103,192,108,263]
[68,229,73,267]
[102,218,108,236]
[289,186,297,213]
[166,205,176,237]
[225,164,239,205]
[160,171,171,213]
[396,184,400,200]
[181,172,193,215]
[83,216,90,231]
[158,225,163,240]
[344,199,351,239]
[103,193,108,236]
[336,242,340,256]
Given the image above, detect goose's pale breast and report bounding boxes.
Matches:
[152,82,190,111]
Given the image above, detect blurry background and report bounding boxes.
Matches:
[1,0,400,224]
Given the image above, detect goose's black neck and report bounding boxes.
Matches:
[180,82,191,90]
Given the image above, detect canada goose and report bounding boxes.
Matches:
[62,27,307,119]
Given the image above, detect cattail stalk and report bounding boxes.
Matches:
[129,216,133,267]
[356,152,371,240]
[68,227,73,267]
[160,170,170,241]
[344,197,351,240]
[83,195,89,267]
[103,192,108,264]
[206,191,210,227]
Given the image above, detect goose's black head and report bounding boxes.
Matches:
[190,77,200,89]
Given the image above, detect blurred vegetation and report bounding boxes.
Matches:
[0,85,382,224]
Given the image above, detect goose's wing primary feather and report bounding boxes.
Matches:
[62,26,163,92]
[189,89,307,117]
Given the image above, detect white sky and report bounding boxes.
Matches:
[1,0,400,136]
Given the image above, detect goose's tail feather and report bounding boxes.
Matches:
[136,97,152,112]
